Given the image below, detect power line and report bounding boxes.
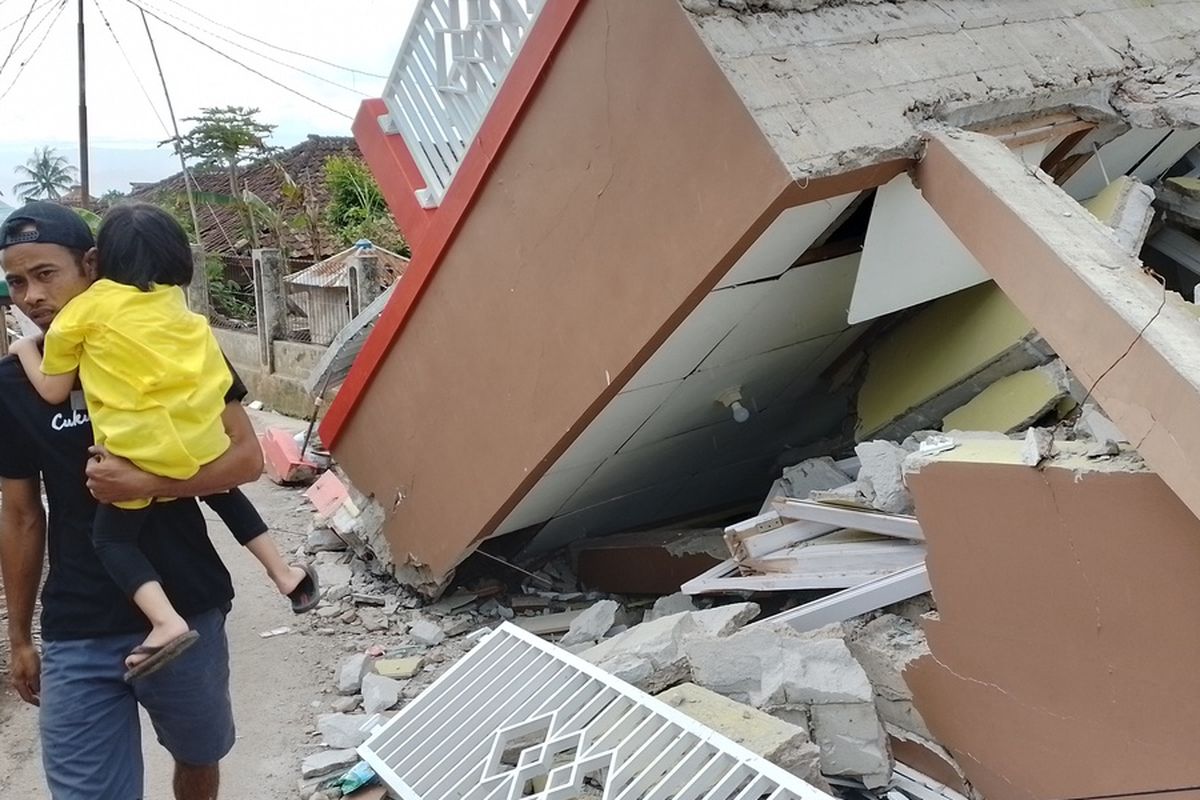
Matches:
[0,0,40,80]
[0,0,57,35]
[89,0,169,136]
[127,0,352,119]
[0,0,67,103]
[153,0,387,80]
[136,0,369,96]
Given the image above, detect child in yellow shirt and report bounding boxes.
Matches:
[12,203,320,682]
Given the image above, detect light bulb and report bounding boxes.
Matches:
[731,400,750,424]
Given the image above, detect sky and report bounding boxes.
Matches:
[0,0,419,195]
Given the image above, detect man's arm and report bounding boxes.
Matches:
[0,476,46,706]
[85,402,264,504]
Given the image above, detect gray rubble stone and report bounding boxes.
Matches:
[582,612,699,693]
[561,600,623,647]
[692,602,760,637]
[317,713,375,749]
[359,609,390,633]
[408,618,445,646]
[361,672,402,715]
[781,457,853,500]
[854,440,912,514]
[442,616,476,638]
[330,695,361,713]
[336,653,373,695]
[808,702,892,789]
[306,528,347,554]
[846,614,929,703]
[658,683,830,793]
[316,562,353,590]
[1076,402,1128,444]
[686,625,874,709]
[644,593,697,623]
[301,748,358,779]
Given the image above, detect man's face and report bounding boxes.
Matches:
[1,242,95,331]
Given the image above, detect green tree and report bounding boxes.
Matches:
[99,189,127,209]
[12,147,77,201]
[324,154,408,256]
[170,106,276,198]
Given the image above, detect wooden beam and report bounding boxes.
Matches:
[751,563,931,632]
[918,130,1200,525]
[771,498,924,541]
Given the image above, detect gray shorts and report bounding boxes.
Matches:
[39,607,236,800]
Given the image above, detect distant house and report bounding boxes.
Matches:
[128,135,397,275]
[283,240,409,346]
[57,185,99,209]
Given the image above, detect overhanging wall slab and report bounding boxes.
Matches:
[918,129,1200,523]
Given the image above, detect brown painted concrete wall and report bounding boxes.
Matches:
[905,456,1200,800]
[331,0,795,578]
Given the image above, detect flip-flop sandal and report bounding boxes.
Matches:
[289,564,321,614]
[123,630,200,683]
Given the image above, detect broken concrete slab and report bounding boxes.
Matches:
[846,614,933,739]
[941,360,1070,434]
[581,611,699,694]
[644,592,697,622]
[1076,402,1129,444]
[854,440,912,514]
[560,599,623,647]
[301,748,359,780]
[361,672,403,715]
[316,562,353,591]
[808,702,892,789]
[336,653,373,696]
[691,602,760,638]
[317,713,377,749]
[407,617,445,647]
[1083,175,1156,257]
[657,683,830,793]
[1020,427,1054,467]
[512,609,584,636]
[686,625,874,709]
[306,527,348,554]
[780,457,852,501]
[904,439,1200,800]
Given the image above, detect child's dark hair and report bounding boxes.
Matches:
[97,203,193,291]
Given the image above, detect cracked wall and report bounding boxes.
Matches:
[681,0,1200,178]
[903,442,1200,800]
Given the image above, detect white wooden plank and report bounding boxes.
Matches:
[727,518,839,562]
[772,498,924,541]
[751,564,931,632]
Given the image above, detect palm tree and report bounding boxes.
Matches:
[12,147,77,201]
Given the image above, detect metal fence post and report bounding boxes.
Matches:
[252,248,287,373]
[188,246,211,318]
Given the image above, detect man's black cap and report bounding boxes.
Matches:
[0,201,95,253]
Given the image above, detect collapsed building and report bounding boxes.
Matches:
[297,2,1200,798]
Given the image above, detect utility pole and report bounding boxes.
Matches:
[77,0,89,210]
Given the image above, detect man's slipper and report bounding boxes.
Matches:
[289,564,321,614]
[122,630,200,683]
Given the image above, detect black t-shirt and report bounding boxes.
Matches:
[0,355,239,641]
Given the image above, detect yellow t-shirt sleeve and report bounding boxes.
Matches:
[41,297,94,376]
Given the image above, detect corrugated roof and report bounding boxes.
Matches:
[284,243,410,289]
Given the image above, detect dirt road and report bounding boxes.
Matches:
[0,410,336,799]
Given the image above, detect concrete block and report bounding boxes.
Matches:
[306,528,347,554]
[854,441,912,514]
[1076,402,1128,444]
[560,599,623,647]
[336,653,373,695]
[408,617,445,646]
[644,592,697,623]
[330,695,361,713]
[582,611,699,693]
[359,609,390,633]
[686,625,874,708]
[691,602,760,638]
[780,457,852,500]
[1020,427,1054,466]
[657,683,830,793]
[846,614,930,703]
[301,748,358,779]
[808,702,892,789]
[361,672,403,715]
[317,562,353,591]
[260,427,317,485]
[318,713,376,749]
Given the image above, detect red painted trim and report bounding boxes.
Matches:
[321,0,588,448]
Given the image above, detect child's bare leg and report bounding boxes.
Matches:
[244,532,306,595]
[127,581,190,668]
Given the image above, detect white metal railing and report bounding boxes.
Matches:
[380,0,548,209]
